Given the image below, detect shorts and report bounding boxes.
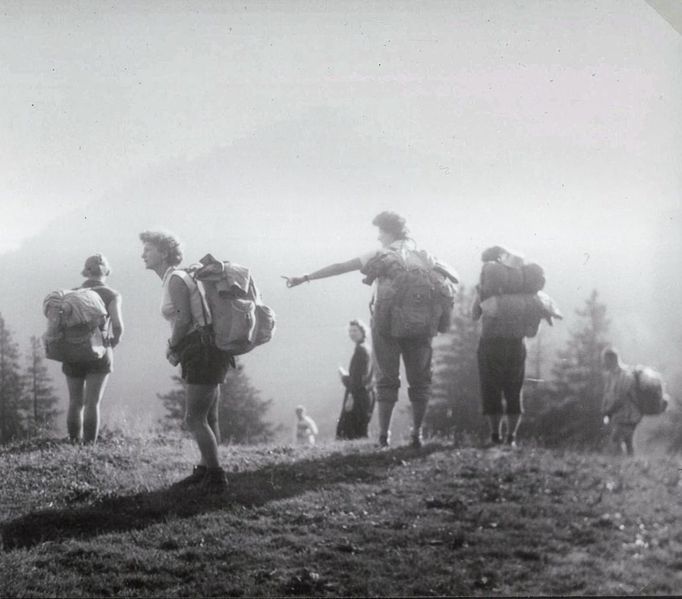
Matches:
[62,348,113,378]
[178,329,233,385]
[477,337,526,415]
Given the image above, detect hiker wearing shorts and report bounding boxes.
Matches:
[472,247,528,448]
[140,230,231,492]
[285,211,457,448]
[601,347,641,456]
[64,254,124,444]
[336,319,375,440]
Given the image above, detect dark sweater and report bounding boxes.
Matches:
[342,342,373,394]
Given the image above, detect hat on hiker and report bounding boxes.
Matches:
[81,254,111,278]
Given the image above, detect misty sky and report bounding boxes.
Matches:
[1,0,681,437]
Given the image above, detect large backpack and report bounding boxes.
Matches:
[365,247,457,339]
[42,289,108,362]
[183,254,276,356]
[633,366,668,416]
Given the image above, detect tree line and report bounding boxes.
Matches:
[0,314,61,443]
[426,289,682,452]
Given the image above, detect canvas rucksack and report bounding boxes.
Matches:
[633,366,668,416]
[180,254,276,356]
[365,247,457,339]
[42,288,108,362]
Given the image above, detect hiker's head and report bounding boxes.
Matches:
[81,254,111,279]
[139,230,183,270]
[348,319,368,343]
[602,347,620,371]
[295,405,305,418]
[372,211,409,247]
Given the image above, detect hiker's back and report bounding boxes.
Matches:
[367,243,456,339]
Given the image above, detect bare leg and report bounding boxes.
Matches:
[506,414,521,443]
[66,376,86,443]
[487,414,502,443]
[82,373,109,444]
[185,384,221,469]
[207,386,221,445]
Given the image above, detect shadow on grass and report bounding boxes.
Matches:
[1,443,446,551]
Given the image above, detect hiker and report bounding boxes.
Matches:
[140,230,231,491]
[284,211,458,448]
[472,246,561,448]
[63,254,124,445]
[601,347,642,456]
[336,319,375,440]
[294,405,318,446]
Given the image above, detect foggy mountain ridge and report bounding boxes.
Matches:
[1,110,680,438]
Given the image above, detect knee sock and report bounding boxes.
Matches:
[378,401,395,439]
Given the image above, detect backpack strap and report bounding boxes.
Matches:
[171,270,212,327]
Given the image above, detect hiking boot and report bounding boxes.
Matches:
[505,435,519,450]
[201,467,228,493]
[376,434,390,449]
[173,465,207,488]
[409,434,423,449]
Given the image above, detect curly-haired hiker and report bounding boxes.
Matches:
[64,254,124,444]
[140,230,231,492]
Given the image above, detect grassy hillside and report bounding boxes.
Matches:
[1,432,681,597]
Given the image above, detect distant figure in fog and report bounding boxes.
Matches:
[294,405,318,446]
[336,319,375,440]
[601,347,641,456]
[141,230,231,492]
[64,254,124,445]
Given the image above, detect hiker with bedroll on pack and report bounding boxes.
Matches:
[43,254,124,445]
[472,245,562,449]
[140,230,232,493]
[284,211,458,449]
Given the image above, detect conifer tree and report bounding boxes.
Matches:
[24,335,61,434]
[426,287,487,440]
[0,314,26,443]
[535,290,610,447]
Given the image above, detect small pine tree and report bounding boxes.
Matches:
[426,287,487,440]
[158,375,187,430]
[534,290,610,447]
[219,364,281,444]
[0,314,26,443]
[24,336,61,435]
[158,363,280,444]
